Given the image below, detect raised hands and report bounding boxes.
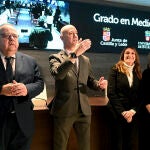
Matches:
[74,38,91,56]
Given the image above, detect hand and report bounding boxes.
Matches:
[98,77,108,89]
[0,80,28,96]
[122,110,135,123]
[122,111,132,123]
[126,116,132,123]
[74,38,91,56]
[0,83,14,96]
[11,80,28,96]
[146,104,150,113]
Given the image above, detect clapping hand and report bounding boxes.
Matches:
[98,77,108,90]
[74,38,91,56]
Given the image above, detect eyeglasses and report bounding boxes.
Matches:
[0,33,19,39]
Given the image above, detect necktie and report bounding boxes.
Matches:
[5,57,13,83]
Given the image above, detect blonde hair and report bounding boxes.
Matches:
[115,46,142,79]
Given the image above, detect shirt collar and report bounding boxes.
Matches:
[64,49,73,55]
[0,51,16,59]
[123,62,134,70]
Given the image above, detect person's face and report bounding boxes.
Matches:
[61,26,78,48]
[123,48,136,66]
[0,25,19,56]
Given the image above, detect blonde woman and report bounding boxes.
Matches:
[107,46,142,150]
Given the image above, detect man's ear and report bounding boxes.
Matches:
[60,35,63,41]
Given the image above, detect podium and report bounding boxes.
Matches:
[31,97,111,150]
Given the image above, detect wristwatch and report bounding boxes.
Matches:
[70,52,77,58]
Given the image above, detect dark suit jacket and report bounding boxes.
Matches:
[49,50,100,117]
[107,66,141,117]
[142,67,150,105]
[140,67,150,118]
[0,52,44,137]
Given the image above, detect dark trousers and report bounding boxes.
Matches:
[110,117,139,150]
[53,113,91,150]
[139,113,150,150]
[0,113,32,150]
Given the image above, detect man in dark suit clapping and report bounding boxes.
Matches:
[48,24,107,150]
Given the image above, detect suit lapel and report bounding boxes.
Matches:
[14,53,24,81]
[59,50,68,60]
[131,72,139,89]
[0,57,5,71]
[60,50,78,76]
[0,57,7,84]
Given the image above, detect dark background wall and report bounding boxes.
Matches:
[67,0,150,12]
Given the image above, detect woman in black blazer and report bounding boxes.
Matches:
[107,46,142,150]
